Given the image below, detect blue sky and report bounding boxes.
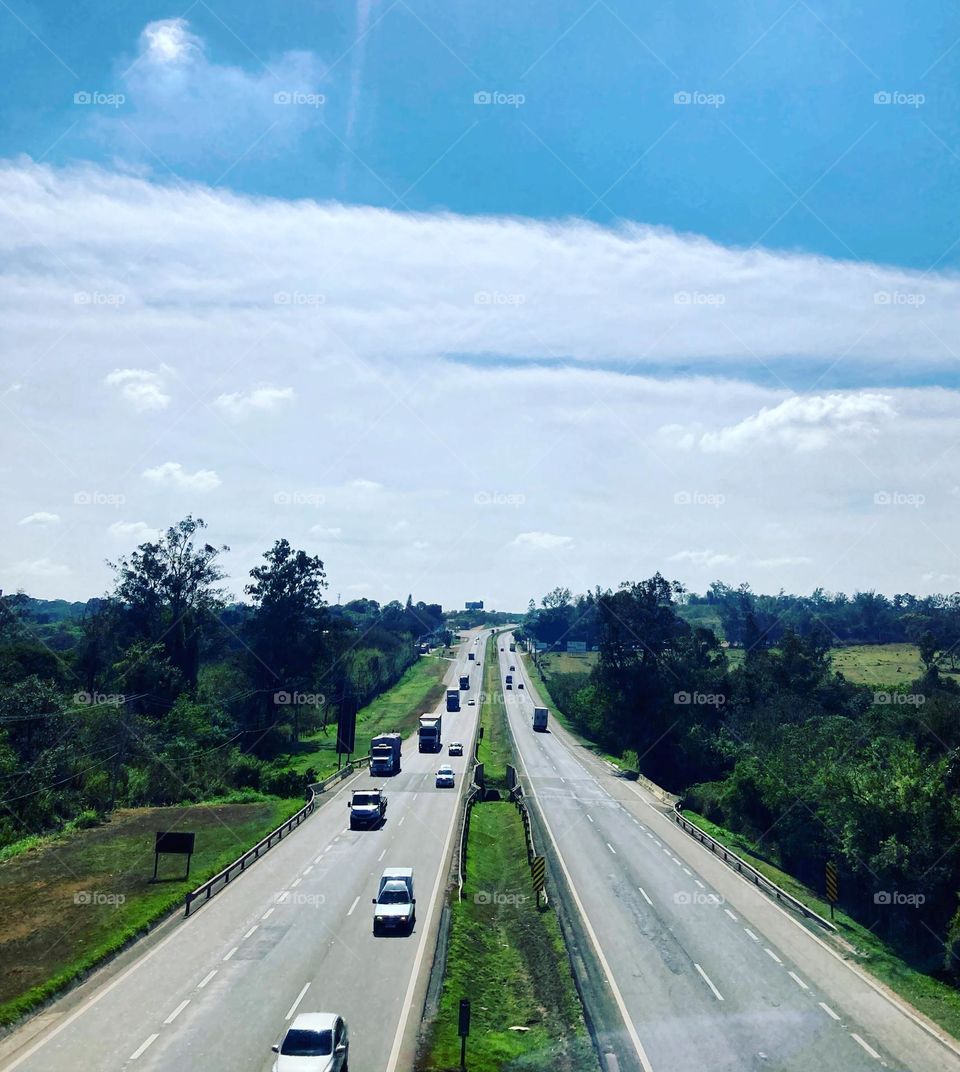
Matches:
[3,0,958,269]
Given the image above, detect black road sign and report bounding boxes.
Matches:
[153,831,196,881]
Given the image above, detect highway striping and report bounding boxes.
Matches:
[262,907,275,920]
[302,865,313,875]
[223,947,238,962]
[197,970,217,989]
[378,849,387,861]
[607,842,617,854]
[724,909,738,921]
[819,1002,841,1021]
[285,982,311,1020]
[744,928,759,942]
[788,971,809,990]
[682,867,692,876]
[347,896,360,916]
[694,964,724,1001]
[851,1034,882,1060]
[694,879,705,889]
[638,887,653,906]
[129,1034,159,1061]
[764,948,783,964]
[398,816,405,826]
[291,878,302,888]
[244,925,258,939]
[587,814,594,823]
[163,1000,190,1025]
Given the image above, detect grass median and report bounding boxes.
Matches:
[421,633,595,1072]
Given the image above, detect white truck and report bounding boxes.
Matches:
[419,714,442,752]
[348,788,387,830]
[372,867,415,935]
[370,732,402,776]
[533,707,549,732]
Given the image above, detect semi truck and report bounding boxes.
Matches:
[370,732,402,776]
[446,688,460,712]
[505,673,513,690]
[372,867,415,934]
[533,707,549,732]
[419,713,443,751]
[348,788,388,829]
[509,642,516,652]
[468,651,476,661]
[459,674,470,690]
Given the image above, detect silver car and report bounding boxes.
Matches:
[272,1012,348,1072]
[436,764,455,788]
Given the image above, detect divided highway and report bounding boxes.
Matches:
[0,632,485,1072]
[499,637,960,1072]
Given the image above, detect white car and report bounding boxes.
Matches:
[436,765,456,788]
[448,741,464,756]
[272,1013,348,1072]
[467,698,476,706]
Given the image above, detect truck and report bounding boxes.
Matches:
[459,674,470,691]
[533,707,549,732]
[468,651,476,661]
[348,788,388,829]
[372,867,415,934]
[370,732,402,776]
[505,673,513,690]
[419,713,443,751]
[509,642,516,652]
[446,688,460,712]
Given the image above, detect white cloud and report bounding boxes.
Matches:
[352,479,383,491]
[140,18,202,64]
[18,512,60,526]
[142,461,221,491]
[108,520,159,541]
[685,393,896,454]
[512,532,573,551]
[669,550,737,568]
[310,526,343,537]
[104,368,171,412]
[10,558,70,578]
[213,385,294,420]
[754,556,813,568]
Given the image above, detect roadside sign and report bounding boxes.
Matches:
[531,854,546,892]
[153,831,196,881]
[825,861,838,918]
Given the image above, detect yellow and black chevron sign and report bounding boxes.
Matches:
[531,854,546,892]
[825,861,839,904]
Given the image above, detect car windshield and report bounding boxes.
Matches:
[380,887,410,904]
[280,1028,333,1056]
[352,793,378,806]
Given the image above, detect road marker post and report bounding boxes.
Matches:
[825,861,839,920]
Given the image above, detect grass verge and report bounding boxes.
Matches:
[0,797,301,1026]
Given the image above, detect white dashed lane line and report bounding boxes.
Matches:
[586,814,594,823]
[819,1002,840,1021]
[607,843,617,854]
[638,887,653,906]
[744,928,759,942]
[129,1034,159,1061]
[163,1000,189,1025]
[851,1034,882,1060]
[223,947,238,962]
[788,971,809,990]
[724,908,738,922]
[694,879,706,889]
[285,982,311,1021]
[694,964,724,1001]
[244,925,258,939]
[197,969,217,989]
[262,907,275,921]
[378,849,386,861]
[764,948,782,964]
[347,896,360,916]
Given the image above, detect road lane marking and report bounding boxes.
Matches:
[788,971,809,990]
[398,816,405,826]
[163,1000,190,1025]
[262,907,275,920]
[129,1034,159,1061]
[694,879,705,889]
[244,925,258,939]
[413,793,418,801]
[303,865,313,875]
[682,867,692,876]
[198,969,217,989]
[851,1034,881,1060]
[724,909,738,921]
[223,946,238,961]
[744,928,759,942]
[819,1002,840,1020]
[378,849,386,861]
[291,878,302,888]
[587,814,594,823]
[638,887,653,906]
[285,982,311,1020]
[607,843,617,854]
[694,964,724,1001]
[347,896,360,916]
[764,948,782,964]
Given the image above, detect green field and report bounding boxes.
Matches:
[534,650,598,674]
[0,796,301,1025]
[282,652,449,778]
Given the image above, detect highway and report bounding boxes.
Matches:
[499,637,960,1072]
[0,631,484,1072]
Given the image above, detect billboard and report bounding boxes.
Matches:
[465,600,484,610]
[566,641,587,653]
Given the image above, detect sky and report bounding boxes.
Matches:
[1,1,959,610]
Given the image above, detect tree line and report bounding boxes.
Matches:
[519,576,960,983]
[0,517,446,848]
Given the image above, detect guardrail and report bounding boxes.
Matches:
[455,783,483,900]
[184,757,369,916]
[672,808,836,931]
[510,784,537,865]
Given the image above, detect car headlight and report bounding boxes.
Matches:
[376,915,385,922]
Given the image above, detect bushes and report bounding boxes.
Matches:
[260,766,306,798]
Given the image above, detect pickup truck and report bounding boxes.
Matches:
[348,788,387,830]
[372,868,415,935]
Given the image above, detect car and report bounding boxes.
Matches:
[448,741,464,755]
[467,698,476,706]
[509,665,515,671]
[500,647,504,651]
[517,682,524,689]
[272,1012,348,1072]
[436,764,455,787]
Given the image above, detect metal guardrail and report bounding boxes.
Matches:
[672,808,836,931]
[184,757,370,916]
[456,783,483,900]
[510,784,537,865]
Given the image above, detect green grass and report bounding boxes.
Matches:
[423,805,595,1072]
[0,797,303,1026]
[534,651,599,674]
[281,653,448,779]
[682,810,960,1041]
[829,642,928,686]
[477,636,513,787]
